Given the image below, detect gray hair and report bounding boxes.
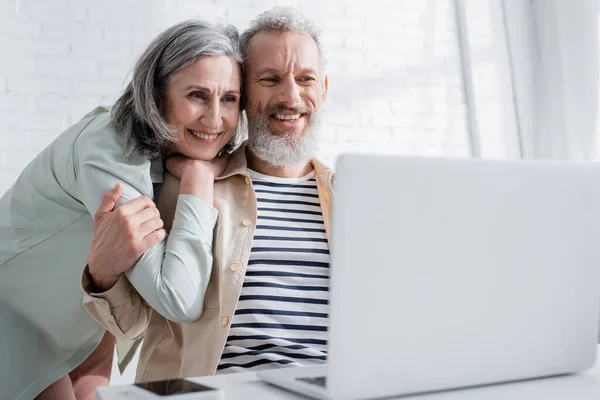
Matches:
[112,20,243,160]
[239,7,326,73]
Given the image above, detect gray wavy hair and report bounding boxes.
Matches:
[239,7,326,73]
[112,20,244,160]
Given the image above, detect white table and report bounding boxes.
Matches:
[98,345,600,399]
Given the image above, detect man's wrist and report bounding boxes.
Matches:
[88,266,120,292]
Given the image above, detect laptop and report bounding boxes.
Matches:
[257,154,600,400]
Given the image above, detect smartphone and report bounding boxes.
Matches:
[133,379,223,399]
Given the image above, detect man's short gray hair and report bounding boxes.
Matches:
[112,20,243,160]
[240,7,325,72]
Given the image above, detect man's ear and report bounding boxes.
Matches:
[322,75,329,101]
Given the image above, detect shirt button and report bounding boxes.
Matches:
[241,219,252,227]
[221,316,230,327]
[230,262,240,272]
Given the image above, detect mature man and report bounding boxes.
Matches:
[84,7,334,380]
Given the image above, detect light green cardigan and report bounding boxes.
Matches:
[0,107,217,400]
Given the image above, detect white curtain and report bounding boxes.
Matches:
[504,0,599,161]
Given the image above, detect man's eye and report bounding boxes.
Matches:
[261,77,278,83]
[299,76,315,82]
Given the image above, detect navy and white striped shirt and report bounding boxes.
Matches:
[217,169,330,373]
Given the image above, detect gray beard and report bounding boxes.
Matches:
[246,111,322,168]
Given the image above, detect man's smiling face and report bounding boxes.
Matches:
[244,30,328,166]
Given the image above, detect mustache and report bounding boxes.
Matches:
[264,103,315,115]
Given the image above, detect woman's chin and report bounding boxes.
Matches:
[176,141,226,160]
[186,149,219,161]
[190,154,215,161]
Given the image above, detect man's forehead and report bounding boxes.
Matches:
[246,30,321,70]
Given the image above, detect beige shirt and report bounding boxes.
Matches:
[82,145,334,382]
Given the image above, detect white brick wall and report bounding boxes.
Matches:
[0,0,471,196]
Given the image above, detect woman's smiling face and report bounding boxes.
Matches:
[164,55,241,160]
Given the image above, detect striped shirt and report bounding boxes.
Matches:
[217,169,330,373]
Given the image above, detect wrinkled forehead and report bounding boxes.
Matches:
[245,30,322,75]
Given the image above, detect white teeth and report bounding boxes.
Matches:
[188,129,218,140]
[274,114,300,121]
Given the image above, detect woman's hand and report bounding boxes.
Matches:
[165,153,229,180]
[165,154,229,205]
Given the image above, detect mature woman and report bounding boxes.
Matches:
[0,20,243,400]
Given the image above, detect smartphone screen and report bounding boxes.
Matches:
[134,379,217,396]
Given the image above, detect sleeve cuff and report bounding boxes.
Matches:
[81,264,132,307]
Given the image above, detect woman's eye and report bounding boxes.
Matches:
[223,96,237,103]
[190,92,206,100]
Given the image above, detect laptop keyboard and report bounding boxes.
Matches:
[297,376,327,387]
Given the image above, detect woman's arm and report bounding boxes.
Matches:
[121,157,227,322]
[82,154,226,336]
[74,123,220,323]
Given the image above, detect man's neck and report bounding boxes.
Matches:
[246,148,314,178]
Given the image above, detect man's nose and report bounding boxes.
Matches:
[276,76,302,107]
